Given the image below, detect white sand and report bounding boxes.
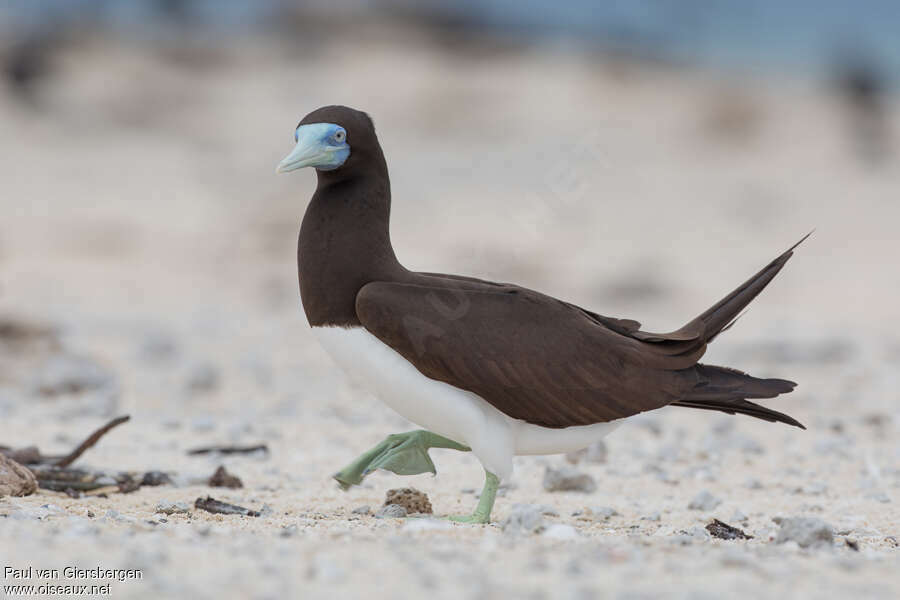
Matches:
[1,28,898,599]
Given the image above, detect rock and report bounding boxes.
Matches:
[502,504,546,534]
[543,466,596,493]
[141,471,173,486]
[208,466,243,489]
[706,519,753,540]
[585,506,619,520]
[375,504,407,519]
[384,488,432,514]
[0,454,37,497]
[542,524,579,540]
[774,517,835,548]
[564,440,608,465]
[688,490,722,511]
[1,446,41,464]
[744,478,763,490]
[184,363,220,394]
[641,511,661,522]
[731,509,748,522]
[351,505,371,515]
[686,525,711,540]
[155,501,190,515]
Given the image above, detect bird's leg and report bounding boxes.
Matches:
[333,430,470,490]
[448,470,499,524]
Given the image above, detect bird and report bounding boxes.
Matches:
[276,105,806,524]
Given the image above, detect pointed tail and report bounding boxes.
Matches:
[674,232,811,345]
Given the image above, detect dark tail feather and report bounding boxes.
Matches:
[676,232,811,344]
[673,364,804,428]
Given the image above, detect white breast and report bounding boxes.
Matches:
[312,326,620,479]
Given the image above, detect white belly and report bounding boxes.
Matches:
[312,326,620,479]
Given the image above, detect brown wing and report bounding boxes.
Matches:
[355,279,698,428]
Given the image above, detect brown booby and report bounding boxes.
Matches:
[277,105,805,523]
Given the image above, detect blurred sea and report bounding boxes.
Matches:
[3,0,900,82]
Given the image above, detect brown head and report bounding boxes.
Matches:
[276,105,388,185]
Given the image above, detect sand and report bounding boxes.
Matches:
[1,27,899,599]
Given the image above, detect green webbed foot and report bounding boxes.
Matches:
[333,430,469,490]
[446,470,499,525]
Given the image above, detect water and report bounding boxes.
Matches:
[3,0,899,80]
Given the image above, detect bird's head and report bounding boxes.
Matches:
[276,105,380,176]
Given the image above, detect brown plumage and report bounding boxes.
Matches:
[296,105,805,431]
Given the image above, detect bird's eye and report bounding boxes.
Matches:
[334,130,346,143]
[294,130,299,142]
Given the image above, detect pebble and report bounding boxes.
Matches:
[586,506,619,520]
[0,454,37,497]
[384,488,432,514]
[155,501,191,515]
[502,504,546,535]
[351,505,371,515]
[774,516,835,548]
[184,363,220,394]
[641,511,661,522]
[542,466,597,493]
[375,504,407,519]
[731,509,748,522]
[542,524,579,540]
[687,490,722,511]
[744,478,763,490]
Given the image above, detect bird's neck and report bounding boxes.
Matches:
[298,173,404,327]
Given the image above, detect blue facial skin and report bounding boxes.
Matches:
[285,122,350,171]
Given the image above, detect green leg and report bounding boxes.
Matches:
[449,470,499,524]
[333,430,470,490]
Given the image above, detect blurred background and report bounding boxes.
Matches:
[1,3,899,597]
[2,0,898,420]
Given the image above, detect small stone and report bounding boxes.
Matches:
[155,501,190,515]
[744,478,763,490]
[502,504,546,534]
[774,516,835,548]
[375,504,407,519]
[586,506,619,520]
[0,454,38,498]
[686,525,711,540]
[688,490,722,511]
[731,509,748,522]
[641,511,661,522]
[141,471,173,486]
[543,466,596,493]
[208,466,243,489]
[542,524,579,540]
[706,519,753,540]
[185,363,220,394]
[384,488,432,514]
[351,505,371,515]
[280,524,299,537]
